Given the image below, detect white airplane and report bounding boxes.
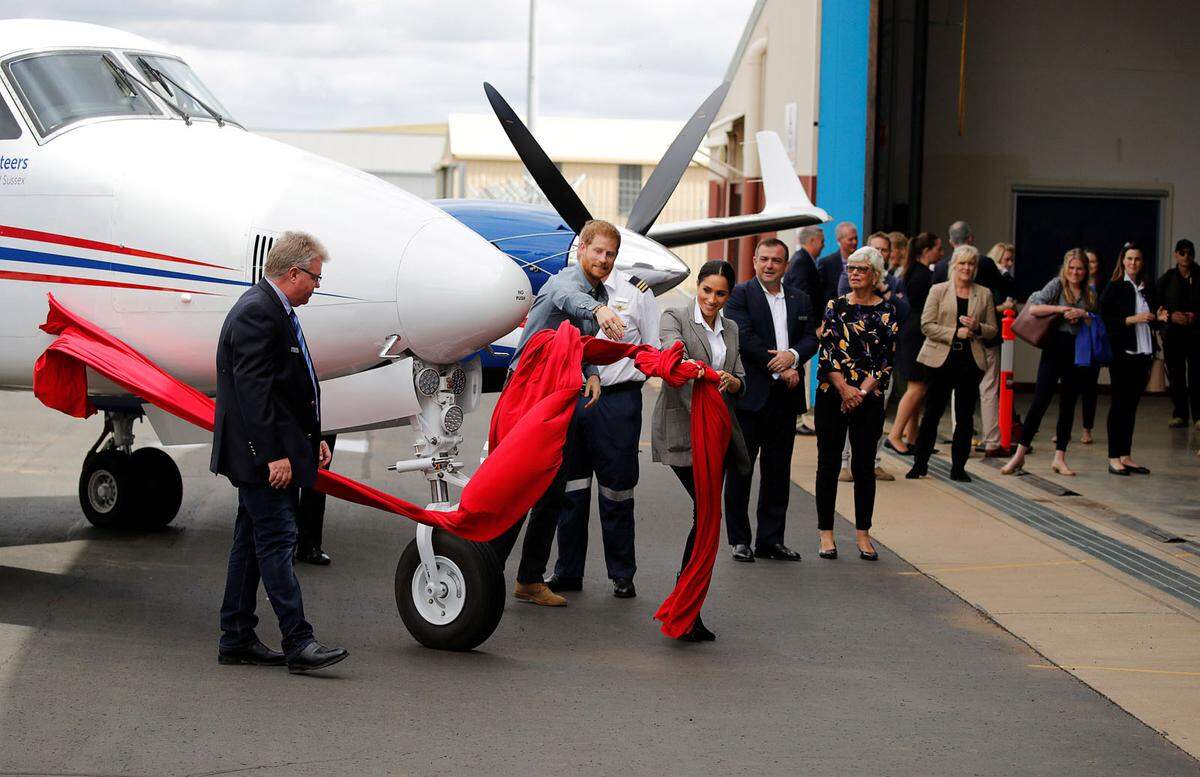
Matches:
[0,19,828,651]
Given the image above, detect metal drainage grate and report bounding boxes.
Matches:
[920,456,1200,610]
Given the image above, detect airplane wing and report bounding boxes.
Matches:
[647,131,830,249]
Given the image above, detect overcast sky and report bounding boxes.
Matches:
[5,1,759,130]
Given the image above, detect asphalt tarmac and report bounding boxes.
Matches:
[0,390,1196,776]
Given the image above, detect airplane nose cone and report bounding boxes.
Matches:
[397,217,532,364]
[612,228,691,294]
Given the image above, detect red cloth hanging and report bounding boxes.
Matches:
[32,294,729,638]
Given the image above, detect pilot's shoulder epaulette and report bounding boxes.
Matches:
[627,274,651,293]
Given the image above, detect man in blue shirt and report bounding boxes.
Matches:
[488,219,627,607]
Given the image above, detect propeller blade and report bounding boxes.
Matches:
[483,82,593,234]
[624,81,731,236]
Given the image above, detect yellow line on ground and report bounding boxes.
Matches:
[897,559,1092,575]
[1029,664,1200,678]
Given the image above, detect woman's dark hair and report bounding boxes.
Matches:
[905,231,940,282]
[697,259,736,290]
[1111,241,1146,284]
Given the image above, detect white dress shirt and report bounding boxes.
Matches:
[693,300,727,368]
[1126,274,1153,356]
[596,271,661,385]
[757,280,800,379]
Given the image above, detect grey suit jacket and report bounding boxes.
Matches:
[651,303,750,472]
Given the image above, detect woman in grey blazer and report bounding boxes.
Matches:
[651,260,749,642]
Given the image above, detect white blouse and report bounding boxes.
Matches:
[1126,274,1153,356]
[693,301,727,368]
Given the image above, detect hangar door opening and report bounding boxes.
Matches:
[1011,190,1165,300]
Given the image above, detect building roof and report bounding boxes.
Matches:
[445,113,703,165]
[338,123,448,135]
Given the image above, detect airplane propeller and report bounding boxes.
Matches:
[482,80,730,237]
[483,82,593,233]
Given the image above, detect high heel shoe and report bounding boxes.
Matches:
[818,545,838,559]
[999,460,1023,475]
[1050,462,1076,476]
[905,461,928,479]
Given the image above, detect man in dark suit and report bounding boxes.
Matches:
[783,225,825,309]
[723,238,819,562]
[816,221,859,312]
[212,230,347,675]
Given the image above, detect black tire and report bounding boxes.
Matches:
[78,450,135,529]
[395,530,505,651]
[130,447,183,529]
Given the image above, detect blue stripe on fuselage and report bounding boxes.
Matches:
[0,244,250,287]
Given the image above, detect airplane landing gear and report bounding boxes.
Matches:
[383,356,504,650]
[78,411,182,530]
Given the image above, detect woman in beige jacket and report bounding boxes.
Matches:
[905,245,998,481]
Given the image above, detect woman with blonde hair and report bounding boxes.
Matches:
[1001,249,1098,476]
[905,245,998,481]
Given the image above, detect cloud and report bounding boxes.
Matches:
[3,0,757,129]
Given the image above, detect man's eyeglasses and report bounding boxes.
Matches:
[295,266,322,283]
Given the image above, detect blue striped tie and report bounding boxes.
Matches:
[289,310,319,417]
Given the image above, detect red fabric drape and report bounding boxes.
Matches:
[32,294,729,638]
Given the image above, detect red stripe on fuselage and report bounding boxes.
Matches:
[0,224,235,271]
[0,269,214,295]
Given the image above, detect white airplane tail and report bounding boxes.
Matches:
[756,131,821,215]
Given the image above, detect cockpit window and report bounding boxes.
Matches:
[0,95,21,139]
[134,55,233,124]
[4,51,160,136]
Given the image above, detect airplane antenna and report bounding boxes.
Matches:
[526,0,538,135]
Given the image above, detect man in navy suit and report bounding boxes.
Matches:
[723,238,819,562]
[211,230,347,675]
[783,225,826,309]
[816,221,859,312]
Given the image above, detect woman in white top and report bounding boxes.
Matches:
[650,260,748,642]
[1099,242,1167,475]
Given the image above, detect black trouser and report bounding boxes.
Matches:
[671,465,699,572]
[488,414,579,584]
[220,485,314,659]
[1019,331,1086,452]
[814,389,884,531]
[724,381,799,550]
[1164,329,1200,421]
[1079,367,1100,430]
[1107,353,1152,458]
[915,346,981,473]
[296,434,336,552]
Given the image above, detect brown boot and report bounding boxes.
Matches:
[513,582,567,606]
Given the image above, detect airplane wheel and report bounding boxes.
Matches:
[395,530,505,651]
[130,448,182,529]
[79,450,135,529]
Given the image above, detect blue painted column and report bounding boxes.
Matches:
[809,0,871,407]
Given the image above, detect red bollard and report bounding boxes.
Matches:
[999,309,1016,451]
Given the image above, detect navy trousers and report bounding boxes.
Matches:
[554,387,641,581]
[219,484,315,659]
[724,381,799,549]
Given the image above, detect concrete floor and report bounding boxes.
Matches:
[0,390,1197,776]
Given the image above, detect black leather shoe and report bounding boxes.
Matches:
[756,543,801,561]
[287,642,348,674]
[949,469,972,482]
[218,639,285,666]
[1108,464,1130,476]
[905,461,928,479]
[1125,465,1151,475]
[546,574,583,592]
[859,549,879,561]
[818,546,838,560]
[295,546,332,566]
[612,578,636,598]
[730,544,755,562]
[883,438,913,456]
[691,615,716,641]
